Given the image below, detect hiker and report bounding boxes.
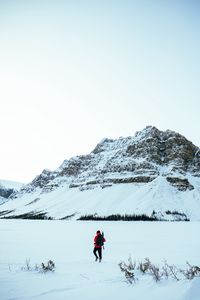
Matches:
[93,230,106,262]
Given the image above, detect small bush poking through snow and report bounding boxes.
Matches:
[118,258,136,284]
[162,261,180,281]
[41,260,55,272]
[21,259,55,273]
[138,257,151,274]
[21,258,32,271]
[119,257,200,284]
[180,262,200,280]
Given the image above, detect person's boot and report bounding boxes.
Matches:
[95,257,98,262]
[99,258,101,263]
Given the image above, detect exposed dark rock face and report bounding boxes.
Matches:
[110,176,156,184]
[16,169,56,195]
[92,138,115,154]
[0,187,15,198]
[31,169,56,188]
[59,158,83,177]
[127,126,199,171]
[11,126,200,197]
[166,177,194,191]
[0,181,23,203]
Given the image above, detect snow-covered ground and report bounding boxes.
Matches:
[0,220,200,300]
[1,176,200,220]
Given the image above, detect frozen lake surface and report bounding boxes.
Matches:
[0,220,200,300]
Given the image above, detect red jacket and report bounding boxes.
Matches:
[94,233,106,248]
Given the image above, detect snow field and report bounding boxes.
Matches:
[2,176,200,221]
[0,220,200,300]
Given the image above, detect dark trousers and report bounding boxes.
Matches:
[93,247,102,260]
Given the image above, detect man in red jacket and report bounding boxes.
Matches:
[93,230,106,262]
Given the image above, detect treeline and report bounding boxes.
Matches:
[78,213,158,221]
[2,212,53,220]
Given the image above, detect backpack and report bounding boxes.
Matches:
[96,234,104,246]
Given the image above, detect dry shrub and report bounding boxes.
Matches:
[180,262,200,280]
[119,257,200,284]
[21,259,55,273]
[119,257,136,284]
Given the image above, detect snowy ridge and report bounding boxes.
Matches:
[0,179,24,205]
[0,126,200,220]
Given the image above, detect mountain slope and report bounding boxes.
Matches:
[0,179,24,205]
[1,126,200,220]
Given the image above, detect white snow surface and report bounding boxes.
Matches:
[0,220,200,300]
[1,175,200,220]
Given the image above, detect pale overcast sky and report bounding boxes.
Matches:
[0,0,199,183]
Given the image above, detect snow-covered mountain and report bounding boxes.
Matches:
[1,126,200,220]
[0,179,24,205]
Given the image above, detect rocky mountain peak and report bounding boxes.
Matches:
[92,138,115,154]
[135,125,161,139]
[1,126,200,221]
[127,126,199,171]
[10,126,200,198]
